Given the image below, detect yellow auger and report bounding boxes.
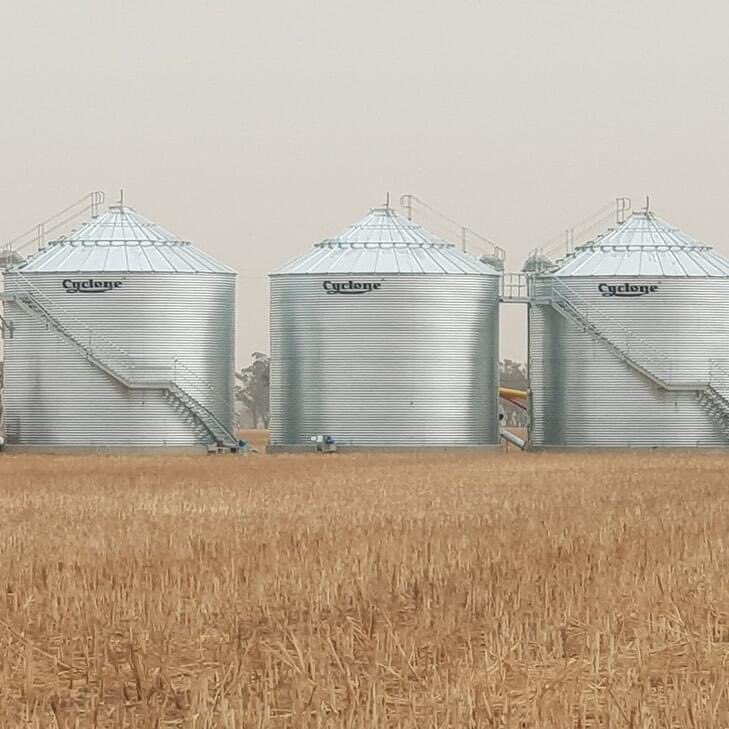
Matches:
[499,387,528,450]
[499,387,527,401]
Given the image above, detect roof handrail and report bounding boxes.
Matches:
[1,191,105,259]
[399,193,506,261]
[528,197,632,266]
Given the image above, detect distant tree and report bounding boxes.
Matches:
[499,359,528,427]
[500,359,528,390]
[236,352,270,429]
[232,354,527,430]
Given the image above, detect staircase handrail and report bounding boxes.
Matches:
[549,277,700,388]
[169,380,237,445]
[10,274,237,444]
[13,272,138,378]
[171,359,238,442]
[541,277,729,438]
[709,359,729,398]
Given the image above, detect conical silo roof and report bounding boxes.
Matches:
[9,205,234,274]
[553,211,729,277]
[272,206,499,275]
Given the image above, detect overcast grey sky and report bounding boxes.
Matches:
[2,0,729,366]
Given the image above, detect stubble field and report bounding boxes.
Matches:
[1,442,729,727]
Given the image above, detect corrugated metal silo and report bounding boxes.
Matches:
[529,210,729,447]
[2,204,237,451]
[270,206,501,449]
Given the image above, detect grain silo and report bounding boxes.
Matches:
[529,209,729,447]
[269,205,501,450]
[2,204,237,452]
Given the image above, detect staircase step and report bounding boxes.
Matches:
[17,288,238,447]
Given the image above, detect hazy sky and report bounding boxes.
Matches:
[3,0,729,366]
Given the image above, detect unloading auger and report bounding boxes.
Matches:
[499,387,527,450]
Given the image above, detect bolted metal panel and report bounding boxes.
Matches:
[273,207,500,277]
[3,272,235,447]
[553,212,729,277]
[2,204,236,448]
[270,206,500,447]
[270,206,501,447]
[529,275,729,447]
[15,206,234,275]
[270,273,499,447]
[529,211,729,447]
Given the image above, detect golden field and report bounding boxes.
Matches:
[1,444,729,727]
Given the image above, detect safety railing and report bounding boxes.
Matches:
[9,273,237,443]
[399,193,506,262]
[545,278,729,436]
[708,360,729,401]
[528,198,632,271]
[548,277,694,389]
[1,192,105,265]
[171,359,237,439]
[500,272,530,301]
[13,272,138,378]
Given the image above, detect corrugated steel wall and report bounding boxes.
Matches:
[270,274,500,446]
[3,272,235,447]
[529,276,729,447]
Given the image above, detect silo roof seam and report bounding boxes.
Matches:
[271,207,497,276]
[10,206,234,275]
[552,212,729,277]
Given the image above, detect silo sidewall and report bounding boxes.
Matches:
[529,275,729,447]
[270,273,499,447]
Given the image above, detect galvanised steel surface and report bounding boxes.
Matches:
[18,207,232,274]
[529,212,729,447]
[270,207,500,447]
[2,207,235,448]
[554,213,729,277]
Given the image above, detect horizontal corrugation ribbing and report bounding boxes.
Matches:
[529,276,729,447]
[3,272,235,447]
[270,274,499,446]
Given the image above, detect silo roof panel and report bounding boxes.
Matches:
[108,247,123,270]
[280,247,332,275]
[406,247,448,274]
[394,247,418,273]
[688,249,729,276]
[161,246,200,273]
[553,212,729,278]
[138,245,175,272]
[330,208,438,246]
[60,208,181,244]
[427,248,464,273]
[657,251,690,276]
[325,247,361,274]
[440,247,489,274]
[123,245,148,271]
[25,243,70,272]
[674,251,710,276]
[11,206,235,275]
[374,247,398,272]
[82,246,113,272]
[272,206,499,276]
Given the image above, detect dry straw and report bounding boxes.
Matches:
[1,447,728,727]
